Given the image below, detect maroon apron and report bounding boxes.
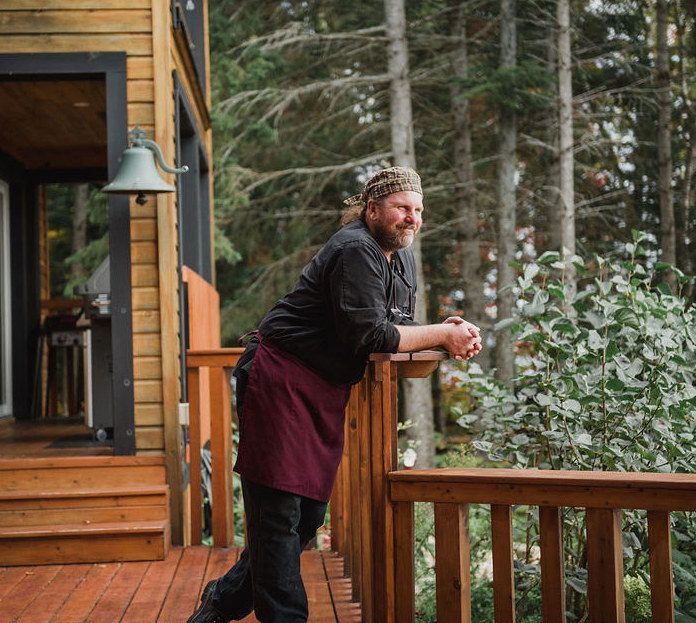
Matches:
[233,338,351,502]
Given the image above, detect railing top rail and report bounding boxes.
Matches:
[389,467,696,511]
[390,467,696,487]
[186,347,244,369]
[369,350,448,362]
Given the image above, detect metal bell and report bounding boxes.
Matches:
[102,127,188,204]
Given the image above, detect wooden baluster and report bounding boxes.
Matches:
[586,508,625,623]
[339,410,351,561]
[435,503,471,623]
[347,383,362,603]
[357,376,374,620]
[648,510,675,623]
[539,506,566,623]
[394,501,415,623]
[209,365,233,546]
[330,428,344,556]
[491,504,515,623]
[187,365,202,545]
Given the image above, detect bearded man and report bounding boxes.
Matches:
[187,167,482,623]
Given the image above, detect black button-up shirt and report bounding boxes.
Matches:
[258,219,417,385]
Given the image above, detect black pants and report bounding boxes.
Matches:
[211,479,327,622]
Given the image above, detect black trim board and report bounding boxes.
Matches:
[0,53,135,454]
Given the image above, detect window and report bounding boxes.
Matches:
[172,0,207,99]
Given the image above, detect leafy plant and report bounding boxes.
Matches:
[452,232,696,618]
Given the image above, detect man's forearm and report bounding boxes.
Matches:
[395,323,450,352]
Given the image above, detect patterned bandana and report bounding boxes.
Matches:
[343,166,422,207]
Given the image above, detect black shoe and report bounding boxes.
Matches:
[187,579,229,623]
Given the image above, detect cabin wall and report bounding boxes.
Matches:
[0,0,214,463]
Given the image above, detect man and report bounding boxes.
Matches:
[187,167,482,623]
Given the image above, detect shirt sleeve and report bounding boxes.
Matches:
[329,242,400,358]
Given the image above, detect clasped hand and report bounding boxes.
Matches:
[443,316,483,361]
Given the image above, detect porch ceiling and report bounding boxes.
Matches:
[0,77,107,171]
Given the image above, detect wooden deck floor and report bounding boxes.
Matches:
[0,546,361,623]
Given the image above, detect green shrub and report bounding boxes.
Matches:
[452,232,696,619]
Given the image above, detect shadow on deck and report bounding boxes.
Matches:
[0,546,360,622]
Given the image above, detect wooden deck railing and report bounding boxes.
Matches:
[186,347,243,547]
[330,352,696,623]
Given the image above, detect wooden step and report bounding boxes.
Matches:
[0,455,166,491]
[0,486,169,526]
[0,520,170,566]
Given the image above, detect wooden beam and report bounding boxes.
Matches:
[389,469,696,512]
[491,504,515,623]
[0,35,152,55]
[586,508,625,623]
[647,510,675,623]
[393,501,415,623]
[435,503,471,623]
[209,366,233,546]
[539,506,566,623]
[0,10,151,33]
[187,366,201,546]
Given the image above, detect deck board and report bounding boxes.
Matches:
[0,548,358,622]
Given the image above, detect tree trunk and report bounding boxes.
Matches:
[656,0,676,277]
[557,0,575,288]
[675,3,693,290]
[71,183,89,284]
[451,2,490,370]
[495,0,517,387]
[385,0,435,468]
[544,19,562,253]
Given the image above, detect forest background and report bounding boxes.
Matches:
[48,0,696,620]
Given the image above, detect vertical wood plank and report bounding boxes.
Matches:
[209,366,233,546]
[539,506,566,623]
[394,501,415,623]
[358,376,374,621]
[435,503,471,623]
[338,407,352,561]
[648,510,675,623]
[330,449,343,555]
[586,508,625,623]
[347,382,362,603]
[491,504,516,623]
[187,366,202,546]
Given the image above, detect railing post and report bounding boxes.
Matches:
[187,365,202,546]
[491,504,516,623]
[209,365,233,546]
[394,500,415,622]
[369,357,398,623]
[435,503,471,623]
[539,506,566,623]
[647,510,675,623]
[586,508,625,623]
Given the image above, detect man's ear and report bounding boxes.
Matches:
[366,198,377,220]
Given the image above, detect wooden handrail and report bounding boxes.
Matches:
[330,353,696,623]
[388,468,696,623]
[185,347,244,547]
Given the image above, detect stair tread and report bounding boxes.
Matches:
[0,455,165,470]
[0,485,168,500]
[0,520,168,538]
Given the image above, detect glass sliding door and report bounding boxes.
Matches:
[0,180,11,417]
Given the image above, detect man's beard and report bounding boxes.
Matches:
[373,222,417,252]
